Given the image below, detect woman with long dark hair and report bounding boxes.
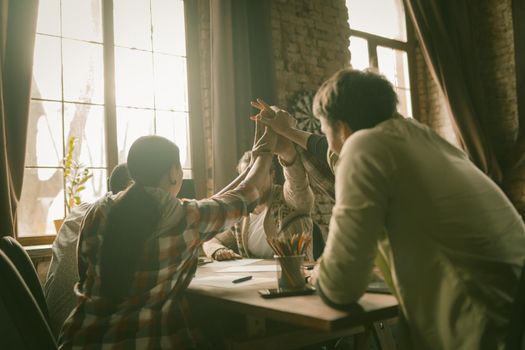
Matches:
[59,130,274,349]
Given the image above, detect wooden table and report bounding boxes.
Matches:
[186,260,399,350]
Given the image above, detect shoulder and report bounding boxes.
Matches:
[337,121,401,179]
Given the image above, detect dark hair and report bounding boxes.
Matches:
[313,69,398,131]
[100,136,181,300]
[108,163,130,193]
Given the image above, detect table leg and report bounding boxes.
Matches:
[372,320,397,350]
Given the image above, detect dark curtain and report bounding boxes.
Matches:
[403,0,502,183]
[210,0,276,191]
[0,0,39,237]
[505,0,525,217]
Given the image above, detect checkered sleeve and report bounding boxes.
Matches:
[185,183,259,242]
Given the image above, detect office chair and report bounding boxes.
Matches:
[0,250,56,349]
[506,262,525,350]
[0,236,50,323]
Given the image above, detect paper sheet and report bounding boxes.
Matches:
[191,275,274,288]
[200,258,262,269]
[218,265,281,273]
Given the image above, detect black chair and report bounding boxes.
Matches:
[0,250,56,349]
[0,236,50,323]
[506,262,525,350]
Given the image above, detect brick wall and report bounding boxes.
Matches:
[197,0,214,194]
[270,0,350,238]
[271,0,351,107]
[413,46,459,146]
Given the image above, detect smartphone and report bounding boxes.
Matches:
[258,286,316,299]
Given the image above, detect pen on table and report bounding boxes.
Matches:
[232,276,253,284]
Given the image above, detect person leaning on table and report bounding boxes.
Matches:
[58,128,275,349]
[255,68,525,350]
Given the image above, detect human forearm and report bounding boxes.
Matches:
[282,153,314,212]
[282,128,312,150]
[242,153,273,191]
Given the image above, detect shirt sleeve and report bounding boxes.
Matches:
[184,183,259,242]
[281,151,314,213]
[317,132,395,306]
[202,227,238,258]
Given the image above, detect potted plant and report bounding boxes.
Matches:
[53,136,92,232]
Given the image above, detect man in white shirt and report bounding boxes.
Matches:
[44,163,131,336]
[256,69,525,350]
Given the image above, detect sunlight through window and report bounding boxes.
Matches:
[20,0,191,238]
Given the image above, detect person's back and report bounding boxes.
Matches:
[332,116,525,349]
[58,134,274,349]
[44,164,130,337]
[44,202,91,337]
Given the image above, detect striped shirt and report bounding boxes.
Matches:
[58,184,259,349]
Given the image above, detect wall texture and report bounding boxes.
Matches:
[271,0,351,107]
[270,0,351,237]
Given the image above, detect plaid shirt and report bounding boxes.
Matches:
[58,184,259,350]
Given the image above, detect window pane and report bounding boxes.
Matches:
[113,0,152,50]
[377,46,412,117]
[31,35,61,100]
[377,46,410,88]
[349,36,369,70]
[151,0,186,56]
[36,0,60,36]
[156,111,190,168]
[346,0,406,41]
[81,168,108,203]
[396,87,413,118]
[64,103,106,167]
[63,39,104,104]
[116,107,155,163]
[115,47,155,108]
[62,0,102,42]
[25,101,63,167]
[154,53,187,111]
[18,167,65,236]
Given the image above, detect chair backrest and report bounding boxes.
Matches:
[0,236,50,323]
[0,250,56,349]
[506,262,525,350]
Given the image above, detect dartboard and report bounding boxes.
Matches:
[290,91,322,134]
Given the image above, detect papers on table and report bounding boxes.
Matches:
[218,265,280,273]
[200,258,263,269]
[191,275,274,289]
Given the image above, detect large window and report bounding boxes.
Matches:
[346,0,415,118]
[18,0,191,242]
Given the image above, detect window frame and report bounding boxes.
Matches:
[349,7,419,119]
[18,0,204,246]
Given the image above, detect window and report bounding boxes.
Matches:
[18,0,191,243]
[346,0,415,118]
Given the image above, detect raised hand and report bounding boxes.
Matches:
[250,98,297,137]
[251,99,297,163]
